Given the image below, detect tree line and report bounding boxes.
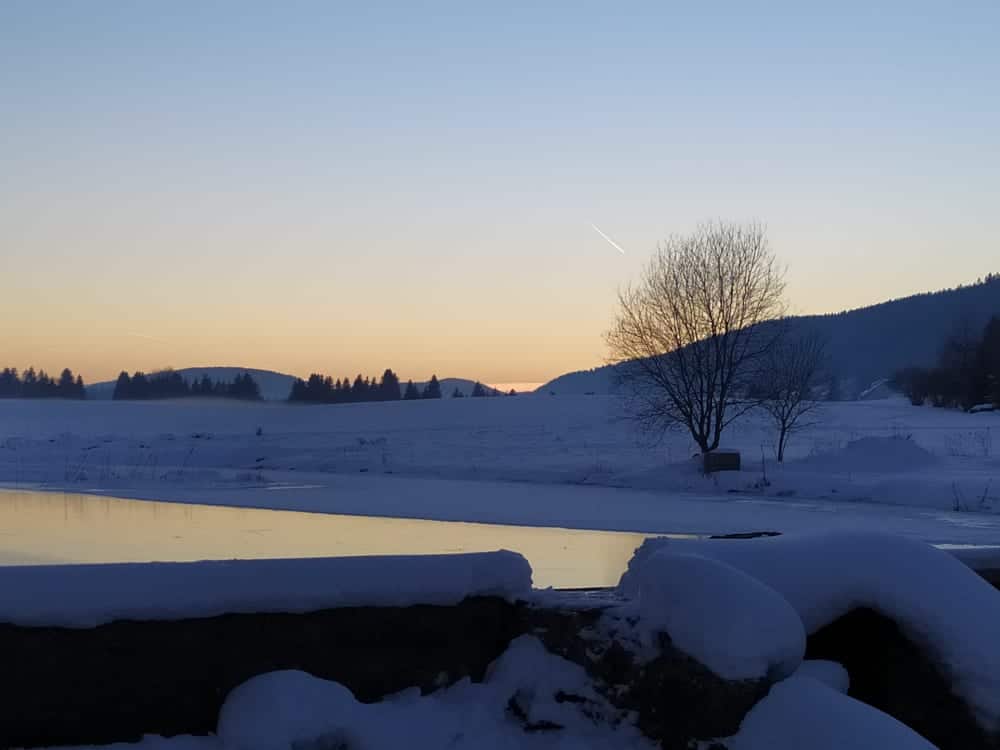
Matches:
[890,316,1000,410]
[0,367,86,399]
[288,370,502,403]
[113,370,262,400]
[289,369,407,403]
[289,370,449,403]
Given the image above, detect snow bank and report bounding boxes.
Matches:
[624,551,805,681]
[217,635,655,750]
[792,660,849,693]
[787,435,936,473]
[620,531,1000,731]
[730,676,937,750]
[0,551,531,628]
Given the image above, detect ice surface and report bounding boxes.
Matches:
[0,551,531,628]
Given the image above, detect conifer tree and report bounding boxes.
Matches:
[422,374,442,399]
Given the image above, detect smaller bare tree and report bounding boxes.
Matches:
[759,331,827,462]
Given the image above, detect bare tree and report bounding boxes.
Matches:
[606,221,786,453]
[759,331,827,462]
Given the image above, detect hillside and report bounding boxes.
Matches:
[540,275,1000,396]
[420,378,503,397]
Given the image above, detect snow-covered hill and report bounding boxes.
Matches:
[540,277,1000,396]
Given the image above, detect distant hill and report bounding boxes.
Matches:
[88,369,501,401]
[417,378,502,397]
[87,367,297,401]
[539,275,1000,397]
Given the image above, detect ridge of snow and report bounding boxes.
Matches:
[0,551,532,628]
[217,635,655,750]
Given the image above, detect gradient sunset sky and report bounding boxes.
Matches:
[3,1,998,387]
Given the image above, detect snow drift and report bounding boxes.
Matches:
[0,551,532,628]
[620,531,1000,732]
[623,551,805,681]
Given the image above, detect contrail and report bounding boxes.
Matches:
[590,223,626,254]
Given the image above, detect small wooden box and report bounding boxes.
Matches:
[704,450,741,473]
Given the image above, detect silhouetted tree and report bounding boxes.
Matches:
[129,372,150,399]
[422,375,442,399]
[378,369,401,401]
[351,374,368,402]
[471,381,487,397]
[226,372,261,400]
[759,332,827,462]
[0,368,20,397]
[22,368,38,398]
[452,387,464,398]
[606,221,786,453]
[289,378,308,401]
[403,380,420,400]
[58,368,76,396]
[113,371,132,400]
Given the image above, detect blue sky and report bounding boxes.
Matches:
[2,1,998,384]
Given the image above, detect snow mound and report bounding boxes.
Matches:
[625,551,805,681]
[218,670,358,750]
[730,676,937,750]
[620,531,1000,732]
[216,635,655,750]
[792,660,849,693]
[0,551,532,628]
[789,435,936,473]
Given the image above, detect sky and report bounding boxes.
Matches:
[2,1,998,387]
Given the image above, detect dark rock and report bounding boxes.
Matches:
[524,601,772,750]
[0,597,521,748]
[709,531,782,540]
[806,607,996,750]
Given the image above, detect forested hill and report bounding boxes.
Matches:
[540,275,1000,397]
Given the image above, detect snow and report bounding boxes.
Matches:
[216,635,655,750]
[729,676,937,750]
[619,531,1000,732]
[0,395,997,522]
[786,435,936,474]
[624,551,805,681]
[792,660,850,693]
[0,551,531,628]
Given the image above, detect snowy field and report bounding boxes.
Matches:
[2,396,999,748]
[0,395,997,542]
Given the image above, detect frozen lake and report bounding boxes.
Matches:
[0,488,689,589]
